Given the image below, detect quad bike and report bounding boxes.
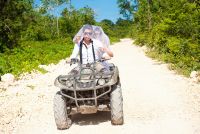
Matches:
[53,59,123,129]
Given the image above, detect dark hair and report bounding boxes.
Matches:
[82,24,93,32]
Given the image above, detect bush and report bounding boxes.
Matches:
[0,38,74,76]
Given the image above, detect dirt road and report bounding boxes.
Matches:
[1,39,200,134]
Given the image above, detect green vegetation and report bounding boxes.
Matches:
[2,0,197,77]
[0,0,129,76]
[0,39,73,75]
[117,0,200,76]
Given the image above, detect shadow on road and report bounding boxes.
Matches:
[71,111,111,125]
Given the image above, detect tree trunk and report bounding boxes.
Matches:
[56,0,59,37]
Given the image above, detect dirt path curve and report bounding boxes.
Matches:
[1,39,200,134]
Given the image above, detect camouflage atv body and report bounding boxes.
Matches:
[53,60,123,129]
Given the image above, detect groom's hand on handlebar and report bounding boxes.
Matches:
[70,58,79,66]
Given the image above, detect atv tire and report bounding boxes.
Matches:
[53,91,72,129]
[110,84,124,125]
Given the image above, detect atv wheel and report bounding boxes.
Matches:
[110,84,124,125]
[53,91,72,129]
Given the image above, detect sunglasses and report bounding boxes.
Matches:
[84,32,93,36]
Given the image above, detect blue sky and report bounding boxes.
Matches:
[71,0,122,22]
[34,0,123,23]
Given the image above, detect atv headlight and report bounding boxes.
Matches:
[65,80,73,87]
[98,78,105,86]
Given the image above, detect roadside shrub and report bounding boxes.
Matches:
[0,38,73,76]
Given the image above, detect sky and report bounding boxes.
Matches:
[34,0,123,23]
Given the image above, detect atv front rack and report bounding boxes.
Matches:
[60,86,111,107]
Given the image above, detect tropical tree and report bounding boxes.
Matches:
[41,0,69,37]
[118,0,200,75]
[0,0,33,52]
[117,0,138,20]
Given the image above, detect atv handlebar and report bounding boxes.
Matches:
[66,58,109,66]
